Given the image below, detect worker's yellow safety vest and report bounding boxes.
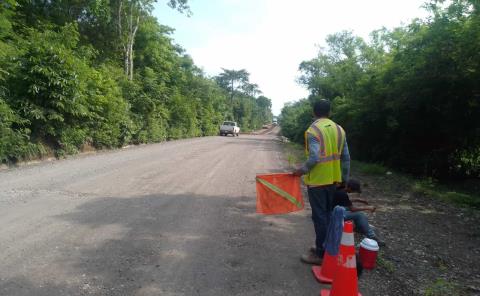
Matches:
[304,118,346,186]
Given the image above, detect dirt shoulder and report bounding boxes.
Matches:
[353,168,480,296]
[281,140,480,295]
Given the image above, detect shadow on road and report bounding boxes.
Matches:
[0,192,314,296]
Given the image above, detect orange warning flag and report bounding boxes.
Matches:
[256,173,304,214]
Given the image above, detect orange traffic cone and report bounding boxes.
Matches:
[312,252,337,284]
[321,221,362,296]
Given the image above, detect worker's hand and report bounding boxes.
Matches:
[292,168,304,176]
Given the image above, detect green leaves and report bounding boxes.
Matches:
[286,0,480,179]
[0,0,273,164]
[167,0,191,15]
[0,99,40,163]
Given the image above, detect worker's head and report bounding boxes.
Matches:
[313,99,331,118]
[346,179,361,193]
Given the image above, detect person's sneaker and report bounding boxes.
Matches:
[309,245,317,254]
[376,239,386,247]
[369,236,386,247]
[300,252,323,265]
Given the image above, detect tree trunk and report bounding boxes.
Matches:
[117,0,142,80]
[129,40,134,80]
[125,3,140,80]
[129,14,139,80]
[118,1,130,77]
[230,80,234,104]
[124,46,129,77]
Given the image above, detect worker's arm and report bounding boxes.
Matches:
[340,139,350,183]
[293,134,319,175]
[349,205,376,213]
[351,198,369,204]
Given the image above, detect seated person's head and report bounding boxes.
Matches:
[346,179,361,193]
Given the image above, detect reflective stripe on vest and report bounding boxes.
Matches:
[310,123,326,157]
[335,123,344,154]
[317,154,341,164]
[308,119,345,161]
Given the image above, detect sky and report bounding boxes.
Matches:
[153,0,429,115]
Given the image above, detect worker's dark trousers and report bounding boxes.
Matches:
[308,185,336,257]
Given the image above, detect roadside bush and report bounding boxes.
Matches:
[168,93,201,139]
[9,24,91,149]
[449,147,480,178]
[58,127,88,156]
[0,99,30,162]
[0,2,272,163]
[279,99,312,144]
[352,161,388,175]
[198,103,220,136]
[87,66,133,148]
[7,24,137,154]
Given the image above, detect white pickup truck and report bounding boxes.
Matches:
[219,121,240,137]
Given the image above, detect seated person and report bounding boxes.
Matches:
[335,179,385,246]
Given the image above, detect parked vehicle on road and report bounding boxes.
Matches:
[219,121,240,136]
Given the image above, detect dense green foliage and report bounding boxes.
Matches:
[280,0,480,180]
[0,0,272,163]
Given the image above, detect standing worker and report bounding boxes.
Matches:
[293,99,350,264]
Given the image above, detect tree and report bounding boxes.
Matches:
[243,83,262,97]
[214,68,272,130]
[0,0,273,163]
[215,68,250,103]
[284,0,480,179]
[115,0,190,80]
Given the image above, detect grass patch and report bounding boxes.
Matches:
[376,253,395,273]
[352,160,479,210]
[413,179,480,209]
[351,160,388,175]
[424,279,461,296]
[283,141,305,168]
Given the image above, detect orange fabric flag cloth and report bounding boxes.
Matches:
[256,173,304,214]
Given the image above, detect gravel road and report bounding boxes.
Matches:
[0,129,321,296]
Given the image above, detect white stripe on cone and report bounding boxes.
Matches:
[340,232,354,246]
[338,254,357,268]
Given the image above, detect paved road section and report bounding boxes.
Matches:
[0,130,319,296]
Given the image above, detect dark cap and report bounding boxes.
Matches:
[347,179,362,193]
[313,99,331,117]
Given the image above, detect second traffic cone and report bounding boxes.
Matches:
[321,221,362,296]
[312,252,337,283]
[312,205,345,284]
